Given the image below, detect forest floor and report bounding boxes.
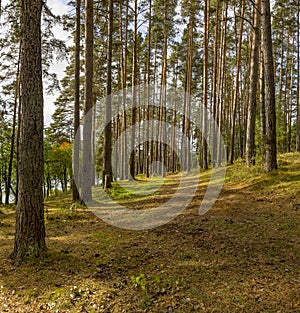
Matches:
[0,153,300,313]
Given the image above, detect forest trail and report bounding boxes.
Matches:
[0,153,299,312]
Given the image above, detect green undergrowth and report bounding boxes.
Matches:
[225,152,300,198]
[0,153,299,312]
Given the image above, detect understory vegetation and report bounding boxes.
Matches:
[0,153,299,312]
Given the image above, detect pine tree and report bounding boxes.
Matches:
[262,0,277,171]
[11,0,46,265]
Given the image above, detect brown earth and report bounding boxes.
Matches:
[0,154,299,312]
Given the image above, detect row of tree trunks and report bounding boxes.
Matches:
[245,0,261,166]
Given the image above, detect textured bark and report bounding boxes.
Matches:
[216,0,228,166]
[72,0,81,201]
[159,0,168,177]
[229,0,245,164]
[146,0,152,178]
[210,0,220,168]
[245,0,260,166]
[262,0,277,172]
[282,30,290,153]
[130,0,138,180]
[119,0,128,180]
[259,47,266,156]
[296,1,300,151]
[102,0,113,188]
[202,0,209,170]
[82,0,93,200]
[12,0,46,264]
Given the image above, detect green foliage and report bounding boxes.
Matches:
[44,141,73,194]
[131,273,147,292]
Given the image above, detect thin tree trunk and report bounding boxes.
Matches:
[130,0,138,180]
[159,0,168,177]
[5,46,20,205]
[146,0,152,178]
[229,0,245,164]
[217,0,228,166]
[287,49,294,153]
[120,0,128,180]
[282,30,290,153]
[297,0,300,151]
[103,0,113,188]
[277,29,284,152]
[245,0,260,166]
[259,46,266,158]
[210,0,220,167]
[202,0,209,169]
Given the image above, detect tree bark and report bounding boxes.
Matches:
[82,0,94,200]
[72,0,81,201]
[296,0,300,151]
[146,0,152,178]
[245,0,260,166]
[262,0,277,172]
[210,0,220,168]
[11,0,46,265]
[259,46,266,157]
[130,0,138,180]
[5,47,20,205]
[229,0,245,164]
[119,0,129,180]
[103,0,113,188]
[159,0,168,177]
[202,0,209,170]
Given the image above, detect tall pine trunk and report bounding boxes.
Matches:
[229,0,245,164]
[103,0,113,188]
[82,0,94,200]
[296,0,300,151]
[245,0,260,166]
[119,0,129,180]
[262,0,277,172]
[72,0,81,201]
[12,0,46,265]
[202,0,209,170]
[130,0,138,180]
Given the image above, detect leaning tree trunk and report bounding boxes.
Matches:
[261,0,277,172]
[11,0,46,265]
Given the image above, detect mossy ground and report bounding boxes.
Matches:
[0,153,299,312]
